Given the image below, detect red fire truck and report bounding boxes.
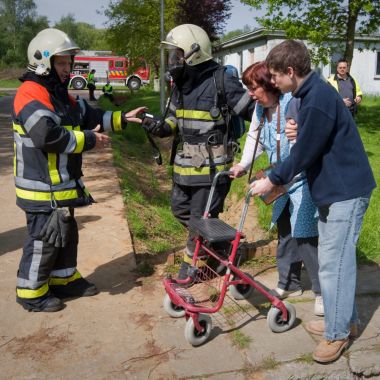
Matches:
[69,51,150,91]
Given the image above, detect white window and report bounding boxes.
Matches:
[376,52,380,76]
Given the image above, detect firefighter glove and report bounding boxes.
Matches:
[39,209,72,248]
[58,211,73,248]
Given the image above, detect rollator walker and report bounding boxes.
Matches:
[163,171,296,346]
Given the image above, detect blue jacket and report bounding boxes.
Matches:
[255,93,318,237]
[269,72,376,206]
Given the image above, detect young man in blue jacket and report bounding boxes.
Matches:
[250,39,376,363]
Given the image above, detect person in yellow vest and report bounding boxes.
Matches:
[13,28,146,312]
[102,80,114,102]
[87,69,96,101]
[327,59,363,118]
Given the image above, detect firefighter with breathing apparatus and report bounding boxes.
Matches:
[142,24,255,278]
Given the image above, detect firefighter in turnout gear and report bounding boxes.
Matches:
[142,24,255,278]
[13,28,146,312]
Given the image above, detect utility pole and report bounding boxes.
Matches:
[160,0,165,114]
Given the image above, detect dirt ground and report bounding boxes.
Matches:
[2,93,380,379]
[0,93,275,380]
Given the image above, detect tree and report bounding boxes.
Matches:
[54,14,109,51]
[240,0,380,65]
[175,0,232,41]
[0,0,48,66]
[104,0,178,79]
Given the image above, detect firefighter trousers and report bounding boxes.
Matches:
[16,211,79,300]
[171,181,231,258]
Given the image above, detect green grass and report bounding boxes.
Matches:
[0,79,20,88]
[98,88,186,258]
[231,330,252,349]
[99,91,380,264]
[228,131,273,234]
[230,96,380,264]
[259,355,280,370]
[355,96,380,263]
[295,353,314,364]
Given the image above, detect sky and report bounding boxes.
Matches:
[34,0,259,33]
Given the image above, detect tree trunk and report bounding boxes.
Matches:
[344,0,360,66]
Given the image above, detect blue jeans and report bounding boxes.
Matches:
[318,194,371,341]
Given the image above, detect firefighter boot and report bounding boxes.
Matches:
[177,251,207,280]
[50,277,99,299]
[16,293,64,312]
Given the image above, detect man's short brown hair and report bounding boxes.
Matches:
[266,39,311,77]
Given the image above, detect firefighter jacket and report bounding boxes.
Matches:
[12,73,124,212]
[159,63,255,186]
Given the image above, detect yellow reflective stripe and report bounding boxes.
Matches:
[183,253,207,266]
[183,253,193,264]
[13,123,25,135]
[165,118,176,131]
[16,187,78,201]
[49,270,82,286]
[72,130,85,153]
[175,109,222,121]
[354,79,363,97]
[173,163,232,176]
[63,125,80,131]
[327,77,338,91]
[112,111,122,132]
[48,153,60,184]
[17,283,49,299]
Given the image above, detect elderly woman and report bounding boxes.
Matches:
[230,61,323,316]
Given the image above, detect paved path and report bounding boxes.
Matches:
[0,93,380,379]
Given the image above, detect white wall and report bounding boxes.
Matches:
[216,38,380,95]
[350,45,380,95]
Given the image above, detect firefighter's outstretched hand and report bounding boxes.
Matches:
[93,124,111,149]
[123,106,148,124]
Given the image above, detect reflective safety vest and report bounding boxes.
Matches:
[164,65,254,186]
[13,80,123,212]
[87,72,95,85]
[103,83,113,95]
[327,74,362,99]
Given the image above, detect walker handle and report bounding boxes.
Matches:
[203,171,232,217]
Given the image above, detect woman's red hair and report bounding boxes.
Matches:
[242,61,281,97]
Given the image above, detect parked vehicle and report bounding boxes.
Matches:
[69,51,150,90]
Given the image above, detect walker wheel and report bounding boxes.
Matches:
[267,301,296,333]
[229,273,254,300]
[184,314,212,346]
[163,293,185,318]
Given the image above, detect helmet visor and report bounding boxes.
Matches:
[166,47,185,71]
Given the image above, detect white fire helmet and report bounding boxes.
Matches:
[27,28,80,76]
[161,24,212,66]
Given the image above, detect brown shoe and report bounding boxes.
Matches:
[305,320,358,338]
[313,338,349,363]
